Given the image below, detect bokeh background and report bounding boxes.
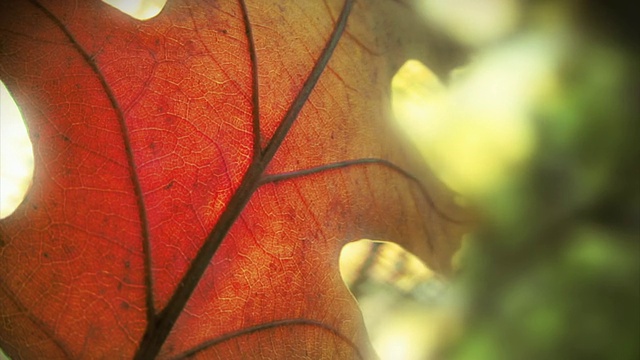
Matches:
[1,0,638,359]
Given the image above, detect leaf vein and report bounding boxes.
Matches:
[169,318,364,360]
[133,1,355,357]
[28,0,157,324]
[260,158,464,224]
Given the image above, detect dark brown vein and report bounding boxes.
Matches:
[134,0,354,358]
[321,0,381,56]
[0,28,69,46]
[239,0,261,156]
[260,0,353,161]
[28,0,156,324]
[260,158,464,224]
[169,318,363,360]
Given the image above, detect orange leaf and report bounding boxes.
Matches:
[0,0,466,358]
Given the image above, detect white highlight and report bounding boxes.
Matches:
[102,0,166,20]
[0,82,34,219]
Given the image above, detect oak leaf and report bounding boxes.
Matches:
[0,0,466,358]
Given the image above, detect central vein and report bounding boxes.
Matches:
[133,0,355,358]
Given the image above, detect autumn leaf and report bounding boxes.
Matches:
[0,0,466,358]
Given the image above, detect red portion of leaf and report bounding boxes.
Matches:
[0,0,465,358]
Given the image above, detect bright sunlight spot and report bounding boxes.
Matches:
[0,82,34,219]
[392,38,560,197]
[340,240,459,359]
[417,0,521,46]
[102,0,166,20]
[376,333,412,360]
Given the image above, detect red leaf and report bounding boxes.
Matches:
[0,0,466,358]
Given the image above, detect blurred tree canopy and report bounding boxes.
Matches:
[444,1,639,359]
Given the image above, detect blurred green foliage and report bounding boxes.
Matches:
[448,3,639,359]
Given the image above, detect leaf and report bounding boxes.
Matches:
[0,0,466,358]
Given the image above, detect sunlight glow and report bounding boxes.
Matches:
[340,240,436,291]
[0,82,34,219]
[377,334,412,360]
[392,35,561,197]
[102,0,166,20]
[417,0,521,46]
[340,240,458,360]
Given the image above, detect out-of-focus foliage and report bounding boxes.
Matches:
[352,1,638,359]
[341,240,459,360]
[444,1,639,359]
